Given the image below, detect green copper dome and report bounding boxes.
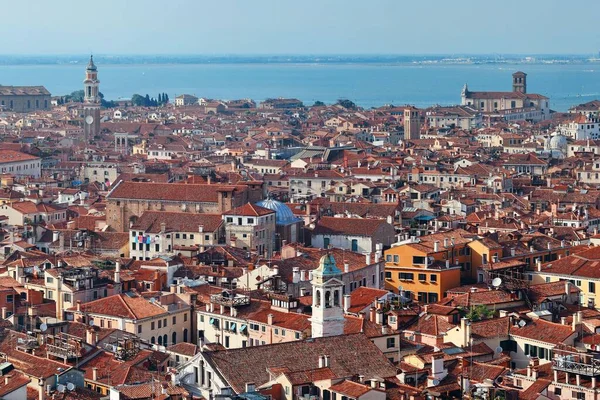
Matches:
[315,253,342,276]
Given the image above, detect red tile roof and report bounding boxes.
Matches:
[107,181,248,202]
[204,333,397,393]
[75,293,167,319]
[223,202,274,217]
[329,380,375,398]
[312,216,390,237]
[348,287,389,314]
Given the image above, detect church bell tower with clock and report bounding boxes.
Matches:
[83,55,101,143]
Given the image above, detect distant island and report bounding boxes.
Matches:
[1,53,600,66]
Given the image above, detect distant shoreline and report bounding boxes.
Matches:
[0,54,599,66]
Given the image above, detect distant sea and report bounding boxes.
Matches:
[1,55,599,111]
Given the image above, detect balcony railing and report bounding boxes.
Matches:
[553,351,600,377]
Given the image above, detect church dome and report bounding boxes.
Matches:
[549,133,567,150]
[315,253,342,276]
[255,198,301,225]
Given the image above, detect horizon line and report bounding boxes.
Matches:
[0,52,598,57]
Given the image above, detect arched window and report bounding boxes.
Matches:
[183,329,188,342]
[151,336,155,344]
[333,290,340,306]
[172,332,177,345]
[315,290,321,307]
[158,336,163,345]
[163,334,168,346]
[325,291,331,308]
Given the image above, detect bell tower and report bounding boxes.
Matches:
[512,71,527,94]
[310,253,345,338]
[83,55,101,143]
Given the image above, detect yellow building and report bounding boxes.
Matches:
[532,246,600,308]
[384,230,473,303]
[469,234,571,284]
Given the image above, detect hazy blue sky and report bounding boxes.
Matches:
[3,0,599,55]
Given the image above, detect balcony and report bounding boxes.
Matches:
[210,291,250,308]
[552,345,600,377]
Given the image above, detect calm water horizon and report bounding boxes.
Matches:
[0,62,599,111]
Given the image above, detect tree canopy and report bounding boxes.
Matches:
[460,305,495,322]
[336,99,357,109]
[131,93,169,107]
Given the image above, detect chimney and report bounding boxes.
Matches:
[374,252,380,263]
[86,328,97,346]
[92,367,98,381]
[344,262,349,273]
[1,307,6,320]
[323,355,330,367]
[510,248,515,257]
[445,260,450,269]
[365,252,371,264]
[318,355,325,368]
[572,312,580,331]
[3,375,8,385]
[267,314,274,325]
[561,316,567,325]
[461,318,471,347]
[292,267,300,284]
[375,310,383,325]
[343,294,351,313]
[536,259,542,272]
[429,353,448,387]
[114,261,121,284]
[369,307,376,322]
[444,238,449,248]
[52,231,59,243]
[170,284,177,293]
[59,233,64,253]
[434,241,439,252]
[76,300,81,312]
[565,281,571,296]
[160,222,166,233]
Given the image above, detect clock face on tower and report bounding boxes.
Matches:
[85,115,94,125]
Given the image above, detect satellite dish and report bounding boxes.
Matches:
[85,115,94,125]
[89,320,94,327]
[518,320,526,327]
[491,277,502,288]
[67,382,75,392]
[57,384,66,393]
[432,379,440,386]
[495,346,503,353]
[40,323,48,332]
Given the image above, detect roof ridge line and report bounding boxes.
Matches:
[120,294,138,320]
